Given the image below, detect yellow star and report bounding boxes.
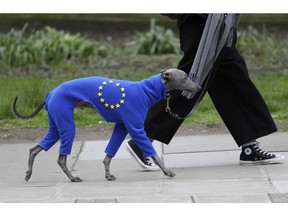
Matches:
[105,103,109,107]
[116,83,120,87]
[100,98,105,103]
[97,92,102,97]
[120,100,124,104]
[109,80,113,84]
[102,81,107,85]
[98,86,103,90]
[116,104,120,108]
[120,87,125,92]
[122,93,126,98]
[110,105,115,109]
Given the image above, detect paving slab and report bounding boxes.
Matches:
[0,132,287,203]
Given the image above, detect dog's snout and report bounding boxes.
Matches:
[188,81,201,92]
[195,84,202,91]
[165,69,202,93]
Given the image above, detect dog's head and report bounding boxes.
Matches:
[161,68,201,92]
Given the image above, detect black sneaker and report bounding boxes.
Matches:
[125,139,160,171]
[240,141,285,165]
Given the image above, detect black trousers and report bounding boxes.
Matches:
[144,15,277,146]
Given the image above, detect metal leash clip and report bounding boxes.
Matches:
[164,93,188,120]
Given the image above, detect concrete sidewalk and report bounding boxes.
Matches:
[0,132,287,203]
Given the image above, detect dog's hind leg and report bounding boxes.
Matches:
[25,145,43,181]
[57,154,83,182]
[103,154,116,181]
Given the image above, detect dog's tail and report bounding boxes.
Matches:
[13,96,45,119]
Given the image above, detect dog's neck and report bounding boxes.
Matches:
[160,76,167,85]
[160,73,174,92]
[160,76,173,92]
[138,74,167,106]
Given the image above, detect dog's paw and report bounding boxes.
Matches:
[105,175,117,181]
[25,171,32,181]
[165,171,176,178]
[71,177,83,182]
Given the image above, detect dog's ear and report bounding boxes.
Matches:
[161,69,172,83]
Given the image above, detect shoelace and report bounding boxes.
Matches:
[253,141,274,157]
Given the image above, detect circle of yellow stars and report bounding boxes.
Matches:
[97,80,126,110]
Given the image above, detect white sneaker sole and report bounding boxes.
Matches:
[125,143,160,171]
[240,154,285,165]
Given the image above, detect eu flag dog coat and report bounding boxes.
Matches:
[39,74,166,157]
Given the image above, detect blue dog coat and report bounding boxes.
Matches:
[39,74,166,157]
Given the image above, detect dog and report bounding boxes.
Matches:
[13,68,201,182]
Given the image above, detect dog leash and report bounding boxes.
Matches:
[164,93,188,120]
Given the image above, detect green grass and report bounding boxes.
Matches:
[252,71,288,123]
[0,23,287,130]
[1,70,287,129]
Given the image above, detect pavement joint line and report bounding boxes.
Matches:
[70,140,85,172]
[260,166,280,194]
[49,182,69,200]
[74,198,118,203]
[155,179,164,194]
[190,196,196,203]
[163,149,241,155]
[181,177,271,182]
[268,193,288,203]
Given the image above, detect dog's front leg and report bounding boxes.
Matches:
[25,145,43,181]
[151,155,176,178]
[57,155,83,182]
[103,154,116,181]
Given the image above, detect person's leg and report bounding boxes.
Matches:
[208,45,284,164]
[208,46,277,145]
